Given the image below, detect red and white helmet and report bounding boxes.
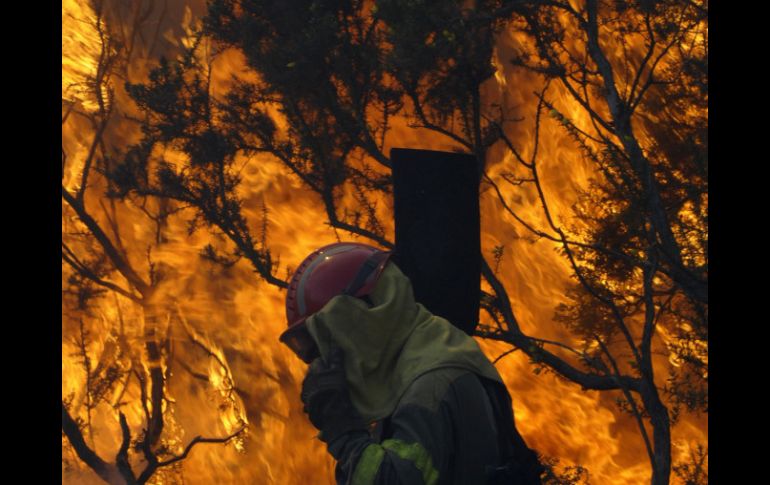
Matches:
[279,242,392,362]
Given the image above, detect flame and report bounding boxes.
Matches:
[62,0,101,112]
[62,2,706,484]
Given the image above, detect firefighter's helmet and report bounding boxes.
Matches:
[279,242,392,363]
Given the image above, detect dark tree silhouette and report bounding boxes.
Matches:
[62,3,246,483]
[478,3,707,484]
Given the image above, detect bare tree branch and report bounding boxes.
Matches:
[594,336,655,467]
[407,91,474,150]
[521,92,645,365]
[62,402,118,484]
[480,256,640,392]
[492,346,519,364]
[78,116,111,205]
[115,412,136,484]
[62,242,142,303]
[62,186,150,296]
[154,426,246,469]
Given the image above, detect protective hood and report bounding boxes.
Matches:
[305,262,504,423]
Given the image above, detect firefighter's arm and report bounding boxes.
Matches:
[300,348,368,445]
[301,351,444,484]
[328,399,448,485]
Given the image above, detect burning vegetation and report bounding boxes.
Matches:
[62,1,707,484]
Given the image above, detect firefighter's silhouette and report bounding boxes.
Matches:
[280,243,543,484]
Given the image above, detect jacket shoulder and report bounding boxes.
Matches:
[396,367,482,413]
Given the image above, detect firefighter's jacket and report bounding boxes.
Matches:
[305,262,539,484]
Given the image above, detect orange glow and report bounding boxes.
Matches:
[62,2,706,484]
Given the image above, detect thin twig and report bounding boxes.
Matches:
[493,346,519,364]
[155,426,246,468]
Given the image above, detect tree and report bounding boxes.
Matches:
[480,3,707,484]
[101,1,708,484]
[62,2,246,483]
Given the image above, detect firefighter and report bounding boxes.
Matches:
[279,242,543,484]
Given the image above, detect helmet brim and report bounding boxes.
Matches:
[279,317,319,364]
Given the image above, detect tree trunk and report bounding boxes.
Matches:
[141,300,166,448]
[640,380,672,485]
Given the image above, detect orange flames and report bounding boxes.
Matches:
[62,2,706,484]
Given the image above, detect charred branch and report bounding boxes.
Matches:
[116,413,136,484]
[62,402,121,484]
[492,346,519,364]
[145,426,246,476]
[407,91,474,151]
[97,197,131,262]
[594,336,655,468]
[480,256,640,392]
[62,187,150,296]
[321,189,395,250]
[62,242,142,303]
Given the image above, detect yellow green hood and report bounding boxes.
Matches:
[305,262,503,423]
